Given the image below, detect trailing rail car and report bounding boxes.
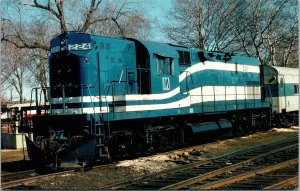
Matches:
[24,31,298,169]
[261,65,298,126]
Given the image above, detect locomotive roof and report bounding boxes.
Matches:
[263,65,298,75]
[272,66,299,76]
[50,32,261,67]
[130,38,179,58]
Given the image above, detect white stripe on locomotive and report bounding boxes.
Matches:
[51,86,261,115]
[179,61,260,83]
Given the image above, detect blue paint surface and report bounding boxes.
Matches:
[49,32,272,122]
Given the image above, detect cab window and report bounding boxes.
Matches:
[294,84,299,94]
[157,55,174,75]
[177,50,191,66]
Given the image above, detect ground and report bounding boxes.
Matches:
[30,127,298,190]
[1,149,29,163]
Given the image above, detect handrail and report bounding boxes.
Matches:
[236,86,238,109]
[80,85,83,114]
[104,83,111,97]
[118,69,124,84]
[180,71,195,95]
[213,86,216,112]
[189,85,263,113]
[244,86,246,109]
[62,85,65,114]
[225,86,227,111]
[106,67,150,115]
[29,84,94,115]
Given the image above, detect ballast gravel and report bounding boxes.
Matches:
[35,127,298,190]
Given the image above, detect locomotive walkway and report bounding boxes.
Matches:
[102,134,298,190]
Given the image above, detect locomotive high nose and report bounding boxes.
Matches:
[49,32,94,100]
[25,32,98,169]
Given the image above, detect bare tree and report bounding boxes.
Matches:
[27,49,48,91]
[232,0,298,66]
[1,0,151,101]
[90,1,151,38]
[162,0,243,50]
[27,0,101,33]
[0,67,10,105]
[1,42,30,103]
[1,4,51,101]
[0,91,10,105]
[163,0,298,67]
[2,0,151,49]
[26,20,50,90]
[1,2,51,51]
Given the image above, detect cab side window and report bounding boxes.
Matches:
[177,50,191,66]
[157,55,174,75]
[294,84,299,94]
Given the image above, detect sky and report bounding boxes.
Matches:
[145,0,172,18]
[142,0,173,41]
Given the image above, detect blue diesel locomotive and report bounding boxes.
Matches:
[24,31,298,169]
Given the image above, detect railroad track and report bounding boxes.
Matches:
[102,134,298,190]
[1,163,108,189]
[264,175,298,190]
[0,167,79,190]
[1,169,37,183]
[0,133,221,189]
[210,159,298,190]
[2,134,297,189]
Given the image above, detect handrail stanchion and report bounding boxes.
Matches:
[62,85,65,114]
[81,85,84,114]
[35,88,40,115]
[48,87,51,114]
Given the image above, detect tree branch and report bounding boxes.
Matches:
[81,0,103,32]
[1,36,50,51]
[30,0,60,19]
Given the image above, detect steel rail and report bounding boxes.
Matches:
[0,161,118,189]
[1,169,35,177]
[101,135,298,189]
[195,159,298,190]
[2,134,297,189]
[1,169,37,182]
[105,150,246,190]
[263,176,298,189]
[160,143,298,189]
[0,170,73,189]
[161,133,298,158]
